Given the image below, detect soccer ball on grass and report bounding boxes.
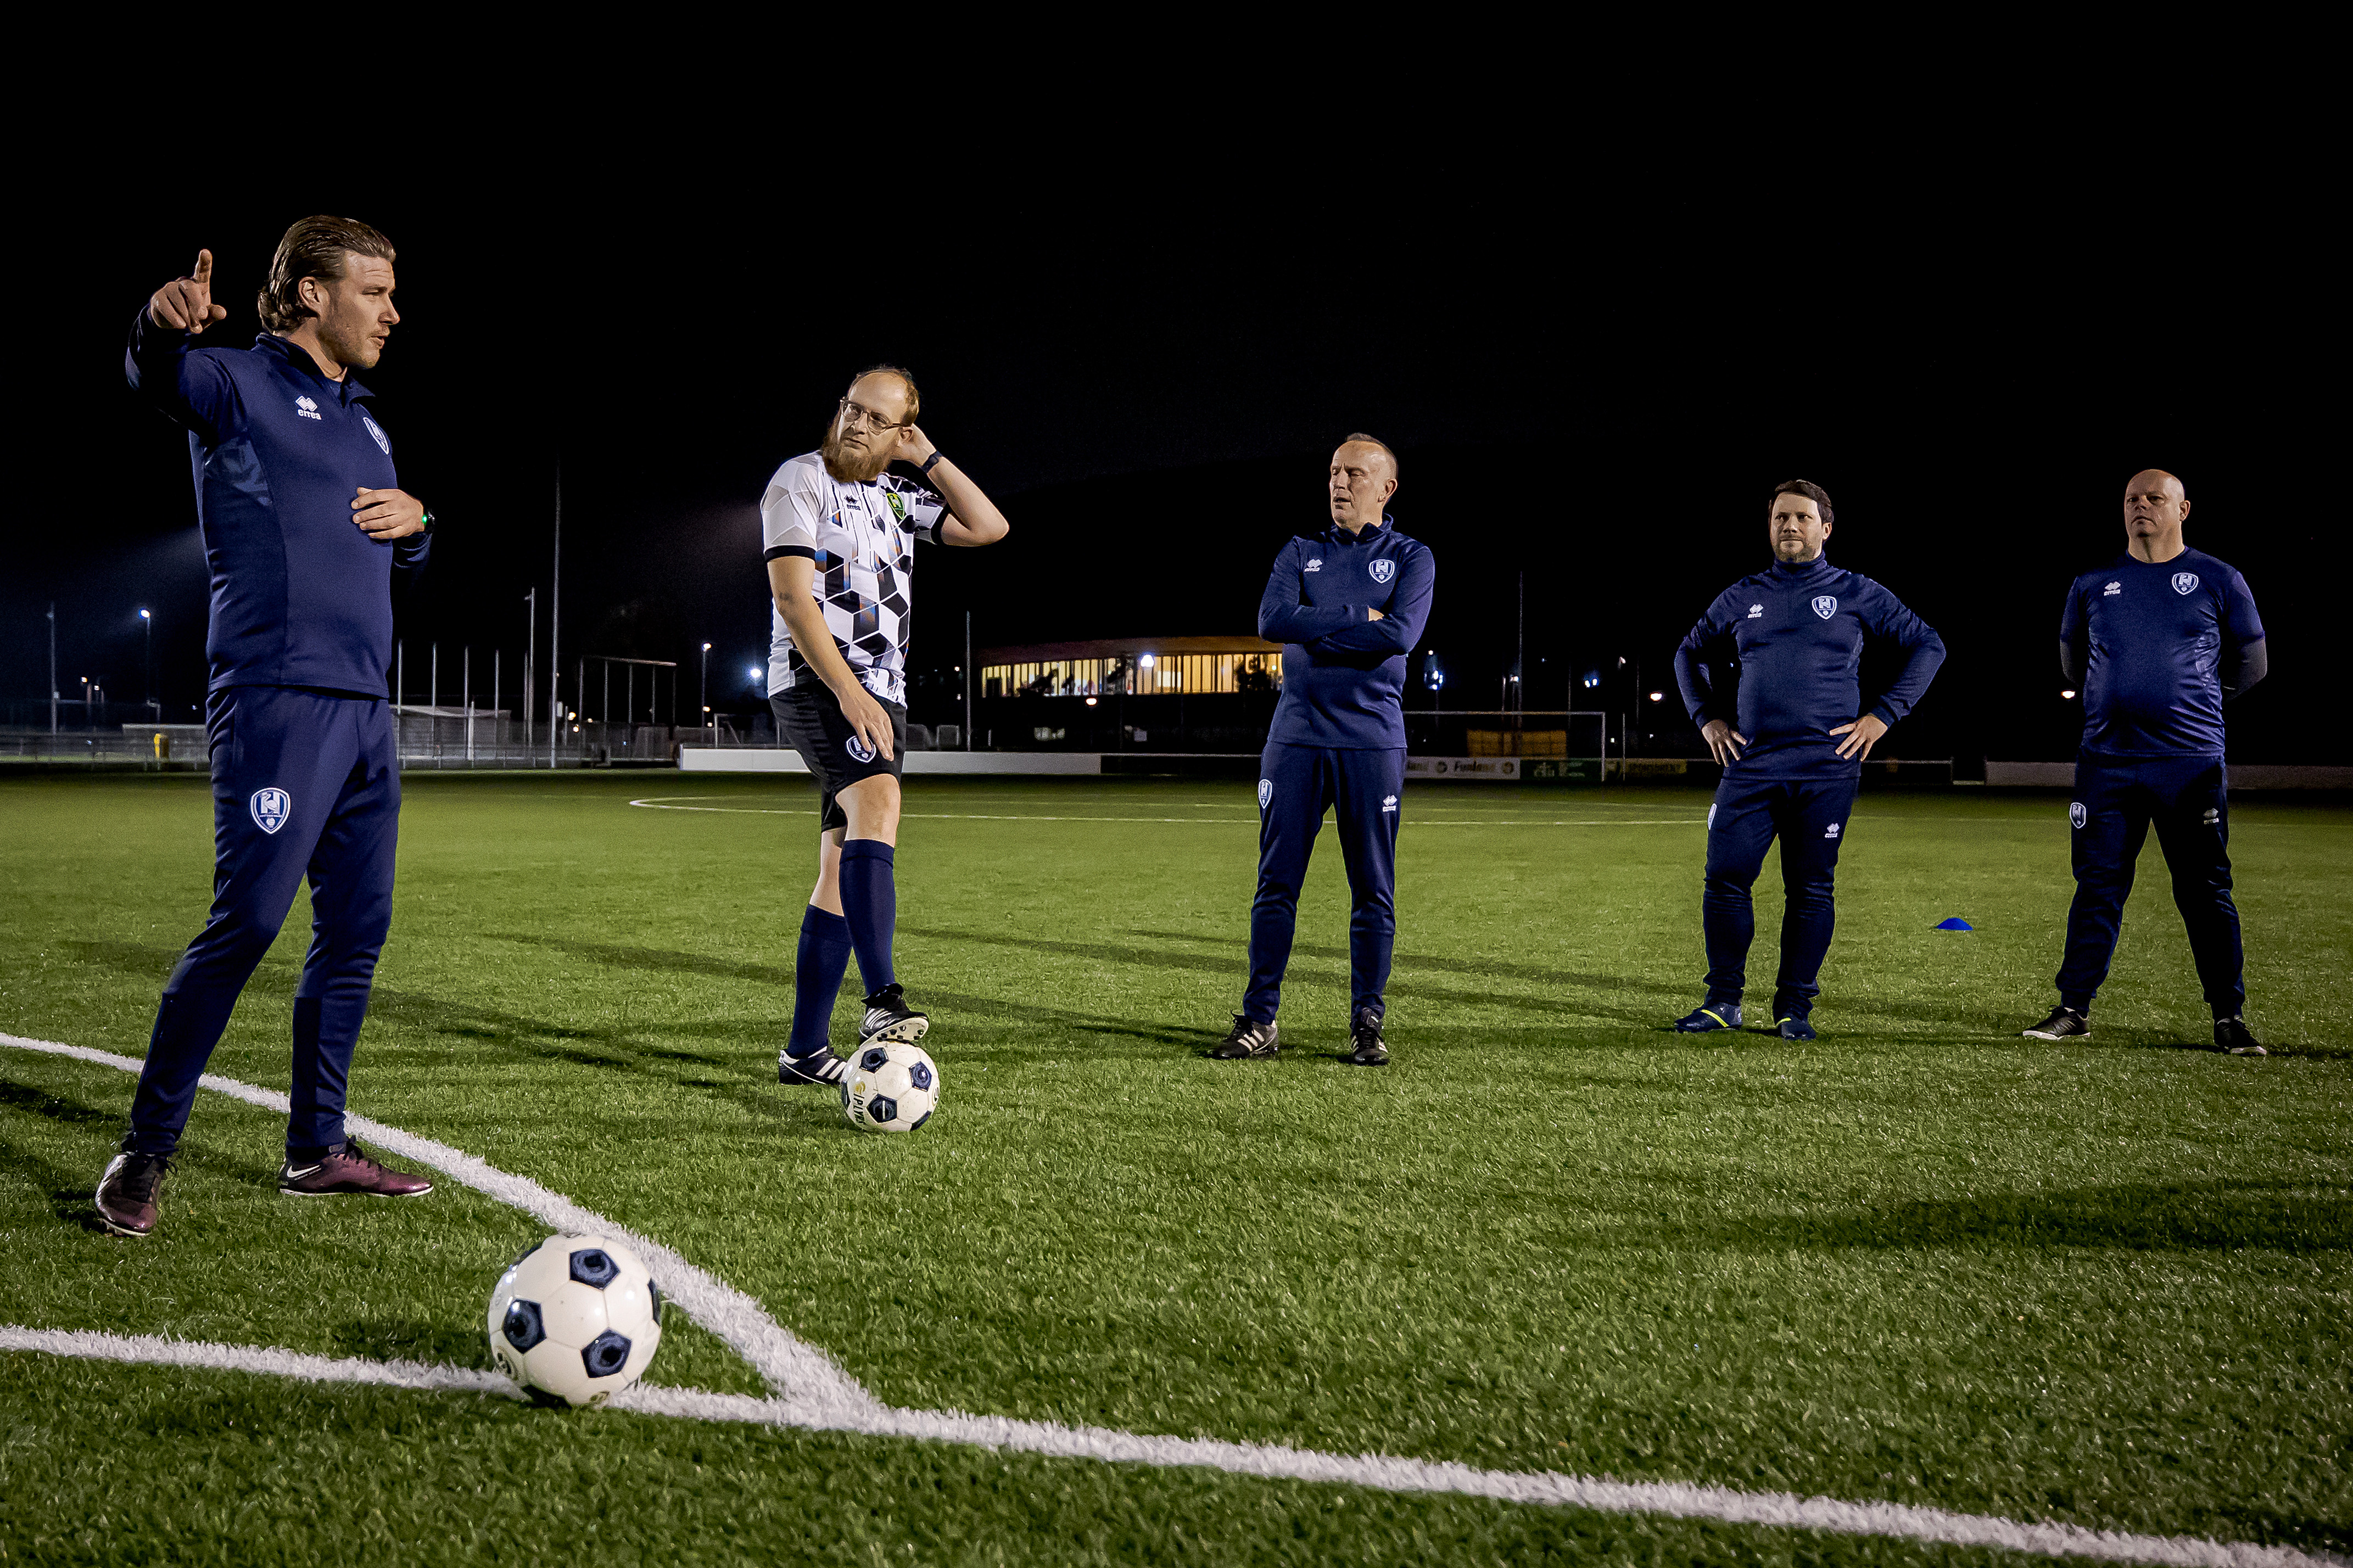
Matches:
[843,1040,939,1133]
[488,1234,665,1407]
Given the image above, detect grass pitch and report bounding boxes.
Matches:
[1,770,2347,1564]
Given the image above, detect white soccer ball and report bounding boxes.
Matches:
[842,1040,939,1133]
[487,1234,665,1407]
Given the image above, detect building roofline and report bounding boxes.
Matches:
[978,636,1279,664]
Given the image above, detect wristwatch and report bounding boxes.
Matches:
[919,452,946,477]
[418,508,436,535]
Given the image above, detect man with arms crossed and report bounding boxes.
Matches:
[767,368,1010,1087]
[1671,480,1945,1040]
[2020,470,2268,1053]
[1214,436,1435,1067]
[98,219,438,1237]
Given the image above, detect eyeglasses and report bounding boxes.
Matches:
[837,398,907,433]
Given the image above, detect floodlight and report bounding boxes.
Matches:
[1648,691,1664,701]
[138,609,150,620]
[2060,689,2077,699]
[747,666,762,681]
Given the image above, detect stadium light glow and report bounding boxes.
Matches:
[701,642,712,651]
[138,609,150,621]
[2060,689,2077,699]
[1648,691,1664,701]
[1140,653,1155,667]
[747,665,762,681]
[1085,696,1098,707]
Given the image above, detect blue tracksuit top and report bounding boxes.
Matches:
[1257,516,1435,749]
[125,311,428,698]
[2061,549,2263,760]
[1674,554,1945,779]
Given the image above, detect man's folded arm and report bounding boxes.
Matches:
[2222,637,2267,701]
[1257,545,1358,643]
[1306,549,1435,656]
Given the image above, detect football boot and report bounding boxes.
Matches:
[857,983,929,1046]
[2021,1006,2090,1041]
[94,1145,173,1237]
[280,1139,434,1197]
[1776,1015,1818,1041]
[2213,1017,2267,1056]
[1672,1002,1741,1033]
[1347,1007,1390,1067]
[778,1048,849,1087]
[1210,1016,1281,1060]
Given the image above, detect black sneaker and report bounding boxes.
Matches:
[2214,1017,2267,1056]
[1776,1015,1817,1041]
[778,1048,848,1087]
[94,1145,172,1237]
[1673,1003,1741,1033]
[1210,1016,1280,1060]
[1348,1008,1389,1067]
[2021,1006,2090,1041]
[857,983,929,1046]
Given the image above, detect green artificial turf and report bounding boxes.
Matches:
[2,771,2348,1563]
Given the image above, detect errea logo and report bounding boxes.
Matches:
[1304,557,1323,573]
[1824,822,1842,839]
[2103,581,2121,596]
[293,395,321,421]
[1746,603,1763,619]
[1381,794,1398,813]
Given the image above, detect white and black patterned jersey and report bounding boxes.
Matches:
[761,452,947,707]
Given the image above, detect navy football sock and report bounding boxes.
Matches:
[837,839,898,996]
[789,905,853,1057]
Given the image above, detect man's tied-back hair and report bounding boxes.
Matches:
[258,216,396,334]
[1770,478,1833,527]
[1342,432,1399,481]
[855,364,922,427]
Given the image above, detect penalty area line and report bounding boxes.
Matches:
[0,1328,2329,1568]
[1,1033,2327,1567]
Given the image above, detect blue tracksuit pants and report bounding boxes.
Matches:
[127,686,400,1157]
[1244,742,1403,1023]
[2056,754,2244,1017]
[1702,772,1859,1018]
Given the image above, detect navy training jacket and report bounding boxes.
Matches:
[125,312,428,698]
[1257,517,1436,750]
[1673,554,1944,779]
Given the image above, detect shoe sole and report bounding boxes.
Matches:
[94,1212,153,1237]
[859,1016,930,1047]
[1348,1054,1389,1067]
[2224,1046,2268,1057]
[2020,1029,2087,1040]
[279,1185,435,1198]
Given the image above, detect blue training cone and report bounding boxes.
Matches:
[1933,917,1974,931]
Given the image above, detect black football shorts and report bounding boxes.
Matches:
[770,682,907,833]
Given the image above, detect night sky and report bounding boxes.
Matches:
[9,151,2330,763]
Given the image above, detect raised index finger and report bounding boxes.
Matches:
[192,249,213,284]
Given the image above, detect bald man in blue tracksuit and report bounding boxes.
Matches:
[1671,481,1944,1040]
[1212,436,1435,1067]
[95,224,438,1237]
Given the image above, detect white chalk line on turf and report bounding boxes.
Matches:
[1,1035,2330,1568]
[628,797,1704,826]
[0,1031,878,1425]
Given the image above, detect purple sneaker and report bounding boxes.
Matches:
[279,1138,434,1198]
[95,1147,174,1237]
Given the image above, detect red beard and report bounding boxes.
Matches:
[820,425,893,484]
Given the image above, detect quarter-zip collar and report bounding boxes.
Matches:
[1326,513,1394,546]
[1768,552,1834,583]
[251,332,375,406]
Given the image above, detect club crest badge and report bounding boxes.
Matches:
[2172,572,2199,595]
[1258,779,1273,810]
[250,788,290,834]
[361,414,392,455]
[845,734,875,765]
[1370,558,1396,585]
[1811,595,1838,620]
[885,490,907,523]
[2069,802,2087,830]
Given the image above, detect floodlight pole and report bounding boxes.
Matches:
[964,611,974,751]
[547,465,561,770]
[140,609,154,718]
[47,603,58,735]
[700,643,711,746]
[523,589,536,748]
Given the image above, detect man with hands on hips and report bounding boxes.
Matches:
[97,217,439,1237]
[1670,479,1945,1041]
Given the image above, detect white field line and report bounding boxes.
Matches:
[628,797,1703,826]
[0,1032,878,1425]
[1,1328,2334,1568]
[2,1033,2333,1568]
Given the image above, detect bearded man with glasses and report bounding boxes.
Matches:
[762,367,1010,1088]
